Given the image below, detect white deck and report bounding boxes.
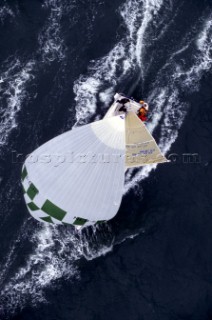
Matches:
[104,93,142,119]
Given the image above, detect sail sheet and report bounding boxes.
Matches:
[22,115,125,227]
[125,111,168,168]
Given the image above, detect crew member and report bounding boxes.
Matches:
[116,98,130,113]
[138,100,149,122]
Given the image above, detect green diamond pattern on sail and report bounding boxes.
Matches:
[40,216,54,223]
[21,166,27,181]
[73,217,88,226]
[27,183,39,200]
[27,202,39,211]
[41,200,66,221]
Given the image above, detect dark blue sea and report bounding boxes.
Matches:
[0,0,212,319]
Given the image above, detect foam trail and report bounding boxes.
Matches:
[0,1,77,314]
[125,16,212,193]
[38,0,67,62]
[177,18,212,89]
[0,59,35,148]
[73,42,126,125]
[0,4,15,23]
[120,0,163,55]
[0,0,70,151]
[0,220,29,287]
[0,223,113,316]
[0,2,81,314]
[135,0,163,70]
[0,225,79,314]
[74,0,166,125]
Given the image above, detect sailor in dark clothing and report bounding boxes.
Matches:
[116,98,130,113]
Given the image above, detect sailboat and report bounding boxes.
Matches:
[21,93,168,229]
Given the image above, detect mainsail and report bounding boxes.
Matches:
[125,111,168,168]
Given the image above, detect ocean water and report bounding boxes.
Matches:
[0,0,212,319]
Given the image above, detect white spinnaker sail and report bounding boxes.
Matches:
[125,111,168,168]
[21,116,125,227]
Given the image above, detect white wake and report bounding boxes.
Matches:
[0,0,68,152]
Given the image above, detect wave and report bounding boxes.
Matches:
[0,223,113,317]
[125,14,212,192]
[0,2,76,313]
[121,0,164,73]
[38,0,67,63]
[73,0,166,125]
[0,0,70,152]
[0,59,35,149]
[0,220,29,287]
[0,4,15,24]
[174,17,212,89]
[73,42,127,125]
